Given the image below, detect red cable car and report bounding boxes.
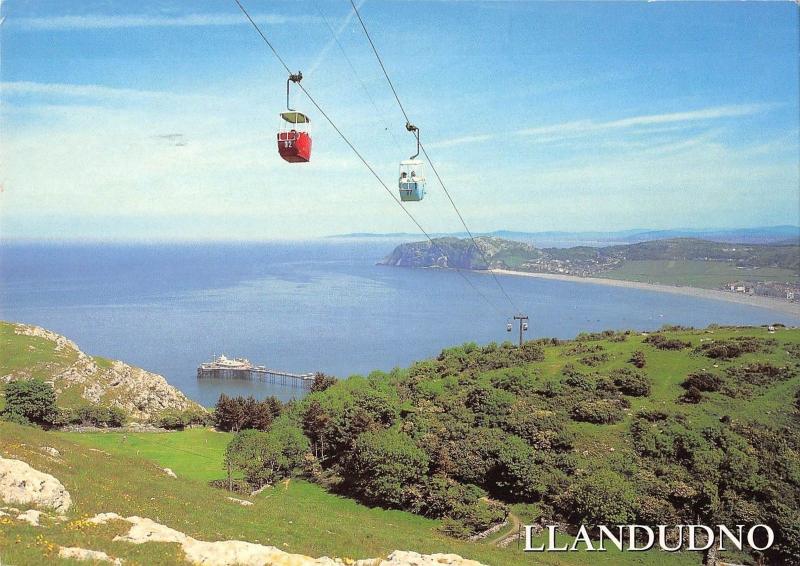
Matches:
[278,111,311,163]
[277,72,312,163]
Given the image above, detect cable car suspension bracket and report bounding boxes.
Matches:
[286,71,303,111]
[406,122,420,160]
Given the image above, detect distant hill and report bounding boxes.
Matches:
[381,236,800,272]
[334,226,800,247]
[380,236,800,292]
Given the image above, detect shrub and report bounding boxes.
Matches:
[559,470,637,524]
[563,343,605,356]
[76,405,127,427]
[1,379,58,427]
[1,411,32,426]
[696,336,776,360]
[610,368,651,397]
[679,387,704,404]
[579,352,610,367]
[629,350,646,368]
[571,399,626,424]
[682,371,722,392]
[644,334,690,350]
[154,408,210,430]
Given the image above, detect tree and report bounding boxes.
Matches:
[348,429,429,508]
[310,372,337,393]
[2,379,58,427]
[302,400,331,460]
[224,420,310,488]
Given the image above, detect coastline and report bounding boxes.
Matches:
[488,268,800,318]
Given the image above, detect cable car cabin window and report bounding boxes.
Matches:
[277,112,312,163]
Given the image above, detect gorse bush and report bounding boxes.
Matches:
[682,371,723,392]
[643,333,690,350]
[695,336,777,360]
[571,398,627,424]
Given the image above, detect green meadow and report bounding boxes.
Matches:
[603,259,799,289]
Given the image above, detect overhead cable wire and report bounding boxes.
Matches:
[313,0,403,150]
[232,0,505,316]
[349,0,521,313]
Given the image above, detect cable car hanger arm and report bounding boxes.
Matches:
[406,122,420,160]
[287,71,303,111]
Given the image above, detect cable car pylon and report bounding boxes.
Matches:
[507,314,529,346]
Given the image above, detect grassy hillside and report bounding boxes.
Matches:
[3,324,798,564]
[1,424,696,565]
[286,325,799,565]
[603,260,800,289]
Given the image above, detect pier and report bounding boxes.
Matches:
[197,355,315,390]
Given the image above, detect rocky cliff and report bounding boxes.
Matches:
[0,322,203,421]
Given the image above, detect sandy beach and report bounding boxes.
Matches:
[488,269,800,318]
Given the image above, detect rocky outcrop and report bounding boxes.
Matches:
[2,322,204,421]
[88,513,487,566]
[0,457,71,513]
[379,236,541,270]
[59,547,123,565]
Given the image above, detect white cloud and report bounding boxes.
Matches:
[1,81,209,103]
[429,104,772,149]
[9,13,319,31]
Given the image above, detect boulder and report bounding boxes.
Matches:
[0,457,71,513]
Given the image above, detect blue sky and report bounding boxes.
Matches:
[1,0,798,240]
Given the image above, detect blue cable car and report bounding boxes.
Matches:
[398,123,426,202]
[399,159,425,202]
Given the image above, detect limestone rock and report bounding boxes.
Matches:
[227,497,253,506]
[163,468,178,479]
[17,509,44,526]
[89,513,487,566]
[0,457,71,513]
[59,546,123,565]
[40,447,61,458]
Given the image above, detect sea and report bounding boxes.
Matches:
[2,240,798,407]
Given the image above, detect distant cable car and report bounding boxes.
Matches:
[399,123,425,201]
[277,72,312,163]
[506,321,513,332]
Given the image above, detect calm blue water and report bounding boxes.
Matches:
[2,240,798,407]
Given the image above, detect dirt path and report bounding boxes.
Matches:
[488,511,521,546]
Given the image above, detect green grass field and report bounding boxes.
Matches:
[603,259,799,289]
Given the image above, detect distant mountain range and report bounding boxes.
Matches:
[331,226,800,247]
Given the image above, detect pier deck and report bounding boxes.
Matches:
[197,355,314,389]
